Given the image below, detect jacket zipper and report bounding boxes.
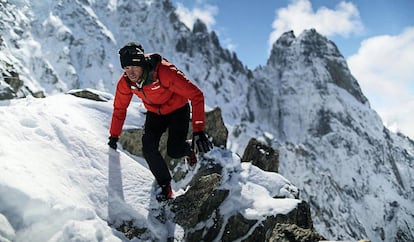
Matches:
[140,88,162,115]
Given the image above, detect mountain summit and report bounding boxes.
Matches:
[1,0,413,241]
[250,29,414,241]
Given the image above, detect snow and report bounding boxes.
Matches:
[0,93,300,241]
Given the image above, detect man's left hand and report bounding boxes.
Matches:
[108,136,119,150]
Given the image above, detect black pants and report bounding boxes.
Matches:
[142,103,191,186]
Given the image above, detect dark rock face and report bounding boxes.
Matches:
[0,62,23,100]
[218,201,322,242]
[1,61,45,100]
[269,223,327,242]
[66,89,109,102]
[168,159,324,242]
[164,155,323,242]
[242,138,279,172]
[172,172,227,229]
[0,85,15,100]
[118,128,144,156]
[203,107,228,148]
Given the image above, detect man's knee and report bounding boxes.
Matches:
[142,135,158,156]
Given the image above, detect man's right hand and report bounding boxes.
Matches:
[108,136,119,149]
[192,131,212,154]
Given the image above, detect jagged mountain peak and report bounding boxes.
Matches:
[252,29,371,143]
[251,29,414,242]
[269,28,344,64]
[192,18,208,34]
[274,30,296,47]
[267,29,368,105]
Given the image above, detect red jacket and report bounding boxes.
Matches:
[109,59,205,137]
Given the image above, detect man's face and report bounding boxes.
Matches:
[124,66,143,82]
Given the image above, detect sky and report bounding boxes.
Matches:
[0,93,300,241]
[172,0,414,140]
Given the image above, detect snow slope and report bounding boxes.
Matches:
[0,93,300,241]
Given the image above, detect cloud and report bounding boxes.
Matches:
[174,2,236,52]
[347,27,414,139]
[222,38,237,52]
[175,2,218,30]
[269,0,363,46]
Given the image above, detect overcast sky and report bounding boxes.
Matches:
[172,0,414,140]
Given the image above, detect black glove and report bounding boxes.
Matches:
[108,136,119,149]
[192,131,212,154]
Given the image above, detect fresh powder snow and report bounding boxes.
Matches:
[0,93,300,241]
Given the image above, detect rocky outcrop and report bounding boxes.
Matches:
[242,138,279,172]
[66,89,109,102]
[118,106,228,159]
[0,61,22,100]
[172,172,227,229]
[219,201,321,242]
[116,106,324,241]
[118,128,145,156]
[0,61,45,100]
[202,107,228,148]
[269,223,326,242]
[113,153,325,241]
[0,83,15,100]
[170,159,325,242]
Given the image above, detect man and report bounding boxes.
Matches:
[108,42,212,201]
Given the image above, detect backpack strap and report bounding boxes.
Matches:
[147,53,171,89]
[134,53,162,89]
[125,53,171,89]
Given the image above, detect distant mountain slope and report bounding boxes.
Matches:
[249,30,414,241]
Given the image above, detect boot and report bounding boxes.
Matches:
[156,183,173,201]
[184,149,197,167]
